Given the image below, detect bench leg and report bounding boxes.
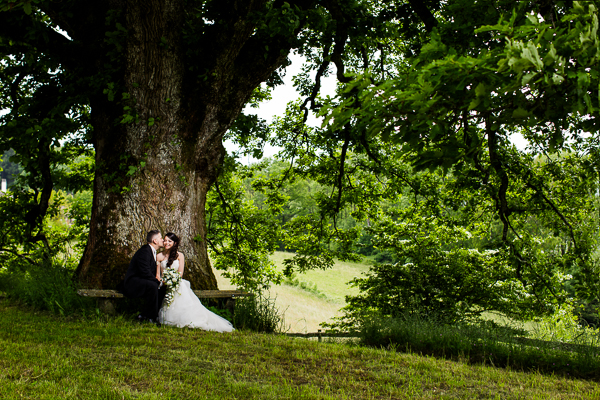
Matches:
[97,298,117,315]
[225,298,236,317]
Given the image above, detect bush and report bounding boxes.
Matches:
[232,293,285,333]
[1,258,93,315]
[355,312,600,379]
[333,217,545,330]
[0,188,94,315]
[207,305,233,322]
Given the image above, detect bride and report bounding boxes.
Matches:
[156,232,234,332]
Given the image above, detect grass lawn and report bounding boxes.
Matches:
[214,252,371,332]
[269,251,369,303]
[2,299,600,399]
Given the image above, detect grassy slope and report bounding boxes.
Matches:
[2,300,599,400]
[214,251,370,332]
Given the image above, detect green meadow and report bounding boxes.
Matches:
[2,299,600,400]
[3,251,600,398]
[214,251,369,332]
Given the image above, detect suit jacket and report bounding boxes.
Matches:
[124,244,159,284]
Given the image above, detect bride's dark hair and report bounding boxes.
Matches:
[165,232,180,269]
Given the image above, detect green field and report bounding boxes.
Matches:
[2,299,600,399]
[214,251,371,332]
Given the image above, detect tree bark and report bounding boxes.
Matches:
[76,0,214,289]
[75,0,293,289]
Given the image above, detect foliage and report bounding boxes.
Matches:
[206,157,284,293]
[0,186,93,315]
[326,149,600,327]
[0,190,93,315]
[0,147,93,278]
[0,258,91,315]
[66,190,93,253]
[341,224,526,325]
[232,293,285,333]
[283,273,328,300]
[355,311,600,379]
[206,305,232,322]
[215,139,600,324]
[2,0,600,321]
[0,149,23,187]
[326,2,599,161]
[0,0,425,288]
[207,156,364,293]
[530,303,600,344]
[287,1,600,326]
[0,186,92,260]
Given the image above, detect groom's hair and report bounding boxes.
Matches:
[146,230,160,244]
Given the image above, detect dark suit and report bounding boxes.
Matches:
[123,244,166,320]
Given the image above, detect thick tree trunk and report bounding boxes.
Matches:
[74,0,293,289]
[77,0,222,289]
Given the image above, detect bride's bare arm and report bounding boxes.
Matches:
[177,253,185,276]
[156,253,164,280]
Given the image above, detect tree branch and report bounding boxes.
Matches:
[0,9,82,72]
[300,41,332,124]
[407,0,438,32]
[486,117,511,241]
[9,72,25,117]
[333,124,351,224]
[0,248,37,266]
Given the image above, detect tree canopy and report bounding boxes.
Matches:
[0,0,599,324]
[0,0,443,288]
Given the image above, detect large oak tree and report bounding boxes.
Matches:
[0,0,439,288]
[2,0,597,311]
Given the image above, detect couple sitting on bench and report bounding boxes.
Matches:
[123,230,234,332]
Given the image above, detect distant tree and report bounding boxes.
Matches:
[267,1,600,321]
[0,149,23,187]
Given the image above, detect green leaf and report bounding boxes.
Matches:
[522,72,537,85]
[23,2,32,15]
[544,44,557,66]
[522,43,544,71]
[475,82,487,97]
[468,98,481,110]
[551,73,564,85]
[512,107,530,119]
[526,13,539,25]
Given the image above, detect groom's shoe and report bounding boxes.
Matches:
[146,318,161,327]
[137,315,155,325]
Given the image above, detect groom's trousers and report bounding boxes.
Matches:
[123,277,161,320]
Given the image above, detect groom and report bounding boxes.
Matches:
[123,230,166,325]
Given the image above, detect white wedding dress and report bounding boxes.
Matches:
[158,260,234,332]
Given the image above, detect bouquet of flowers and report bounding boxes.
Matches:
[162,268,182,307]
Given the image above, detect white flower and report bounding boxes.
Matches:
[162,268,182,307]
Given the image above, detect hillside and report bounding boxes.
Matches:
[214,251,370,333]
[2,300,599,399]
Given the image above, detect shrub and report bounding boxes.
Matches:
[1,258,93,315]
[232,293,285,333]
[207,305,233,322]
[355,312,600,379]
[332,216,548,330]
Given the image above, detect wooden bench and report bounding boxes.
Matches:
[77,289,251,314]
